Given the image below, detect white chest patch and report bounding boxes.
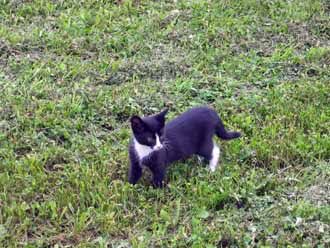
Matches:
[134,139,153,160]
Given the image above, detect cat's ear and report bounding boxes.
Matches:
[155,108,169,123]
[130,116,146,133]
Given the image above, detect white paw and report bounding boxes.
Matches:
[210,165,216,172]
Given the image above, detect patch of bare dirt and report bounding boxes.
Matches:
[298,162,330,206]
[231,19,330,58]
[303,183,330,206]
[104,43,192,85]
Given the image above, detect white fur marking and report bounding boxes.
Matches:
[209,143,220,172]
[153,134,163,150]
[134,134,163,160]
[134,139,153,160]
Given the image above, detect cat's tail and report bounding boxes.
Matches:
[215,119,241,140]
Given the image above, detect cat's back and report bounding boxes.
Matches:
[164,106,219,136]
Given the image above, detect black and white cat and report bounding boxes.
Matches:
[128,106,241,187]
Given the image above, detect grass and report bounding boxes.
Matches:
[0,0,330,247]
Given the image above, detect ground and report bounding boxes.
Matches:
[0,0,329,247]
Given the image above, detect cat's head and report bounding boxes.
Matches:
[130,108,168,150]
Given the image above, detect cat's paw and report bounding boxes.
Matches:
[210,165,217,172]
[153,180,165,188]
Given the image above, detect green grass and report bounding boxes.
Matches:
[0,0,330,247]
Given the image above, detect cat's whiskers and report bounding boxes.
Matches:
[161,140,171,152]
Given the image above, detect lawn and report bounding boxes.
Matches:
[0,0,329,247]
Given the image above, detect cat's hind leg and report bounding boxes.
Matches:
[209,141,220,172]
[197,139,220,172]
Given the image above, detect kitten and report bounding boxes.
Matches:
[128,106,241,187]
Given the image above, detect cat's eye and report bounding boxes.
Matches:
[147,137,154,143]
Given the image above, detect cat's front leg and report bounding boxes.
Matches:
[149,150,167,188]
[128,161,142,185]
[141,150,166,188]
[128,150,142,185]
[151,163,166,188]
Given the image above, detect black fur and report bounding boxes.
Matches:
[128,106,241,187]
